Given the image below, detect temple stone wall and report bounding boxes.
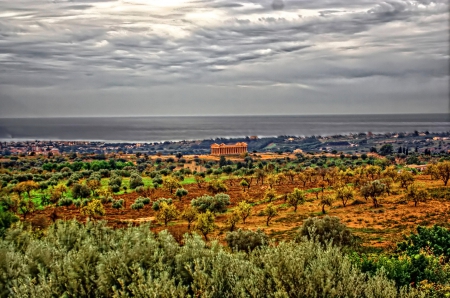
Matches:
[210,142,248,155]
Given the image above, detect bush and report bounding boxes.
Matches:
[72,183,91,199]
[296,216,356,247]
[100,196,113,204]
[58,197,73,207]
[131,201,144,211]
[397,225,450,260]
[112,199,124,209]
[191,193,230,213]
[129,173,144,189]
[0,211,18,237]
[152,198,172,211]
[351,251,450,289]
[0,221,423,298]
[225,229,269,252]
[80,199,105,218]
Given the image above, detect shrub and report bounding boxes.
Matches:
[72,183,91,199]
[297,216,356,247]
[226,229,269,252]
[112,199,124,209]
[100,196,113,204]
[351,251,450,289]
[80,199,105,218]
[0,221,423,298]
[0,211,18,237]
[58,197,73,207]
[175,188,188,200]
[191,193,230,213]
[397,225,450,260]
[129,173,144,189]
[131,201,144,211]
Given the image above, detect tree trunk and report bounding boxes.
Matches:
[322,205,326,214]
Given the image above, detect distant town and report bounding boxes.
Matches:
[1,130,449,157]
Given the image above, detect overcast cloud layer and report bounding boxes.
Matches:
[0,0,448,117]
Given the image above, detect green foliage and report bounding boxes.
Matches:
[112,199,124,209]
[225,229,269,252]
[129,173,144,189]
[57,197,73,207]
[351,251,450,290]
[71,183,91,199]
[131,201,144,211]
[0,220,423,298]
[361,180,386,208]
[190,193,230,213]
[0,211,18,237]
[206,179,228,194]
[156,202,179,226]
[297,216,356,247]
[404,184,428,207]
[175,188,188,200]
[263,203,278,226]
[195,210,215,241]
[287,188,305,212]
[152,198,172,211]
[398,225,450,261]
[236,201,252,224]
[181,206,198,230]
[380,144,394,156]
[80,199,105,218]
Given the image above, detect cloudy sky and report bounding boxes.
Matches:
[0,0,448,117]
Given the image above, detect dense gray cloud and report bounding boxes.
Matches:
[0,0,448,117]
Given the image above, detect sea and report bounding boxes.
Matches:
[0,114,449,143]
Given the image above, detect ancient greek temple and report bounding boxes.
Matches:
[211,142,248,155]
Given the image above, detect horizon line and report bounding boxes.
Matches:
[1,112,449,119]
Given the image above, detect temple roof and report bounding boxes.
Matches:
[210,142,247,148]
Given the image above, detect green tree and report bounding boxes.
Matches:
[191,193,230,214]
[206,179,228,194]
[17,197,36,220]
[175,188,188,200]
[398,170,414,189]
[405,183,428,207]
[264,188,277,202]
[72,183,91,199]
[287,188,305,212]
[429,161,450,186]
[181,206,198,230]
[320,195,334,214]
[163,176,181,194]
[239,179,249,192]
[195,210,216,241]
[335,186,354,207]
[264,203,278,226]
[14,181,39,199]
[129,173,144,189]
[157,202,179,226]
[360,180,386,208]
[379,144,394,156]
[226,210,241,232]
[236,201,252,224]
